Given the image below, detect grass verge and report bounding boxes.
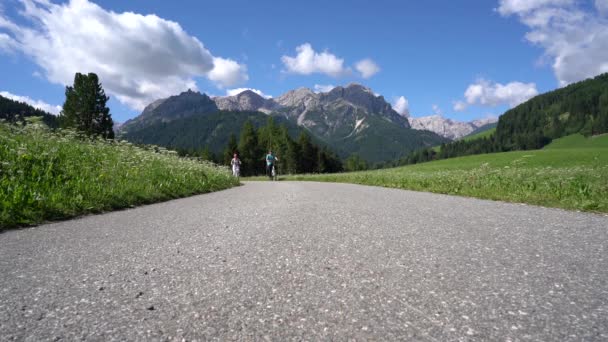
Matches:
[256,147,608,213]
[0,120,239,229]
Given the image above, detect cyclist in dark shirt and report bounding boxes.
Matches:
[265,150,278,180]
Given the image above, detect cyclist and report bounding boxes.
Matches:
[265,150,278,180]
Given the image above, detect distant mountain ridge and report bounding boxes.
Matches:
[464,122,498,138]
[274,84,411,135]
[121,90,217,131]
[408,115,498,140]
[122,110,305,156]
[213,90,277,113]
[119,84,449,163]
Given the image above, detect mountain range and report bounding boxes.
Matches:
[408,115,498,140]
[119,84,450,163]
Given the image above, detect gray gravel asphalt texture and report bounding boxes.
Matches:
[1,181,607,341]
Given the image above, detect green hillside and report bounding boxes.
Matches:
[544,133,608,149]
[120,111,302,155]
[0,94,58,127]
[496,72,608,150]
[325,115,448,163]
[460,127,496,142]
[460,124,497,141]
[279,145,608,213]
[431,126,495,153]
[0,119,238,229]
[402,73,608,166]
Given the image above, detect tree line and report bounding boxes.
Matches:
[400,72,608,165]
[1,72,114,139]
[178,117,343,176]
[48,72,345,175]
[495,72,608,150]
[0,95,59,128]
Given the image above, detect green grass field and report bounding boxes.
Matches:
[431,127,497,153]
[0,120,239,229]
[460,127,496,142]
[544,133,608,149]
[261,134,608,213]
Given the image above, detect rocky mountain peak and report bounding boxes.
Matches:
[471,117,498,127]
[214,90,276,113]
[409,115,498,140]
[139,89,206,117]
[276,87,318,107]
[120,89,217,132]
[120,83,448,164]
[141,98,167,116]
[237,89,263,98]
[319,83,404,125]
[345,83,375,94]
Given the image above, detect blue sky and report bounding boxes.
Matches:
[1,0,607,123]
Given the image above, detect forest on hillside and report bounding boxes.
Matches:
[401,73,608,165]
[0,95,58,128]
[177,117,343,176]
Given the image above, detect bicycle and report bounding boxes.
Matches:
[271,163,278,181]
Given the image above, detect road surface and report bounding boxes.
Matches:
[1,181,607,341]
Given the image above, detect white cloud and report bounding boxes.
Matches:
[208,57,249,89]
[457,79,538,110]
[0,91,61,114]
[391,96,410,117]
[313,84,335,93]
[497,0,608,86]
[496,0,574,16]
[355,58,380,79]
[281,43,350,77]
[226,88,271,98]
[432,104,443,116]
[0,32,16,52]
[0,0,249,110]
[453,100,467,112]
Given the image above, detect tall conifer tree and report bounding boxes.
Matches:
[60,73,114,139]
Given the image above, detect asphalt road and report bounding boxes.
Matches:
[1,181,607,341]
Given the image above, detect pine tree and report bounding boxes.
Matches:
[596,89,608,133]
[60,73,114,139]
[223,134,238,165]
[200,146,215,162]
[238,120,261,176]
[275,125,297,174]
[345,154,368,172]
[317,149,328,173]
[297,132,316,173]
[258,117,280,152]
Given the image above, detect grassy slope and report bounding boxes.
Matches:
[544,133,608,149]
[326,116,448,163]
[272,142,608,213]
[120,111,303,155]
[0,121,239,229]
[460,127,496,142]
[462,122,498,138]
[431,125,497,153]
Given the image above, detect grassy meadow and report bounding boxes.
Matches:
[261,134,608,213]
[0,119,239,229]
[544,133,608,149]
[460,127,497,142]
